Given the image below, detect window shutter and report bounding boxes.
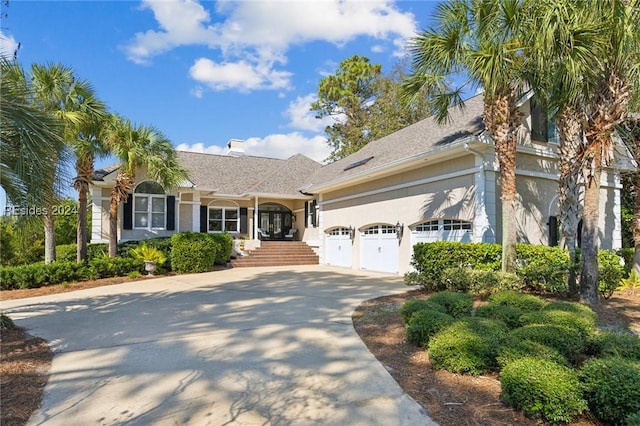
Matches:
[311,199,317,227]
[548,216,558,246]
[240,207,248,233]
[166,196,176,231]
[123,194,133,230]
[304,202,309,228]
[200,206,208,232]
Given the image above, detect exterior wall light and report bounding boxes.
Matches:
[395,221,404,240]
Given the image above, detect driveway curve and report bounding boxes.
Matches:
[1,265,436,426]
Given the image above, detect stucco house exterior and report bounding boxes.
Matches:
[91,93,632,275]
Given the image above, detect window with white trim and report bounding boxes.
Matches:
[416,220,439,232]
[363,225,396,235]
[208,207,239,232]
[133,181,165,230]
[443,219,472,231]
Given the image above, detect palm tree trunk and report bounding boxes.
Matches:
[108,196,118,258]
[633,170,640,275]
[580,163,601,308]
[77,186,88,262]
[485,91,520,272]
[44,209,56,264]
[557,108,584,295]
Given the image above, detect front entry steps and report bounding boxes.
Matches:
[230,241,319,267]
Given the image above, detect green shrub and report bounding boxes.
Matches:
[428,317,508,375]
[45,261,84,284]
[580,357,640,425]
[56,243,108,262]
[626,411,640,426]
[487,291,547,312]
[587,330,640,360]
[400,299,447,324]
[599,249,624,299]
[428,291,474,318]
[496,339,568,369]
[406,310,455,347]
[171,232,217,273]
[508,324,585,363]
[501,357,587,424]
[0,313,16,330]
[617,247,634,277]
[475,303,524,329]
[442,267,523,298]
[520,309,596,340]
[88,257,144,278]
[515,245,570,294]
[129,243,167,265]
[210,233,233,264]
[118,238,172,271]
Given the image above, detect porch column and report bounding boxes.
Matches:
[253,196,259,240]
[192,192,201,232]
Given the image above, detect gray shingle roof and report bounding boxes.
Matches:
[304,94,485,191]
[176,151,321,197]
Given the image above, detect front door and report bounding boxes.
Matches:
[260,211,289,239]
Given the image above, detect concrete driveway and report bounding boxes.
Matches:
[1,265,435,426]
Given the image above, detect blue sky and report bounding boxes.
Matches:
[1,0,440,201]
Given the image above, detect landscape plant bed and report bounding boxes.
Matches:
[352,288,640,426]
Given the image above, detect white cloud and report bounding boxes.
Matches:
[176,132,331,163]
[0,32,19,59]
[371,44,385,53]
[124,0,418,91]
[286,94,334,132]
[189,57,292,92]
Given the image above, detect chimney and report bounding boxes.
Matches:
[226,139,245,156]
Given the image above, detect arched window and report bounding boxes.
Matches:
[133,181,166,229]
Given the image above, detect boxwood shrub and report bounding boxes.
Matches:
[508,324,585,363]
[580,357,640,425]
[406,309,455,347]
[428,317,508,375]
[171,232,217,273]
[400,298,447,324]
[475,303,524,329]
[519,309,596,341]
[487,291,547,313]
[500,357,587,424]
[56,243,109,262]
[586,330,640,360]
[441,267,523,298]
[210,233,233,264]
[515,245,570,294]
[496,339,569,369]
[428,291,474,318]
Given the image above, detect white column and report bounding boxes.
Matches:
[192,192,201,232]
[253,196,259,240]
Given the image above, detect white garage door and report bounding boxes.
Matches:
[325,227,353,268]
[360,224,399,273]
[411,219,473,246]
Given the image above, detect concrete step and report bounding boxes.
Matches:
[232,241,319,267]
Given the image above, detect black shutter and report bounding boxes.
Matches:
[548,216,558,246]
[311,199,317,227]
[123,194,133,230]
[304,202,309,228]
[200,205,208,232]
[166,196,176,231]
[240,207,248,233]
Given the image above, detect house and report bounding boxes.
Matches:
[91,93,632,274]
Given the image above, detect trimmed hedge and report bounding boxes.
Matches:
[0,257,144,290]
[496,339,568,369]
[171,232,217,273]
[508,324,585,363]
[441,267,523,298]
[56,243,108,262]
[580,357,640,425]
[428,291,474,319]
[487,291,547,312]
[501,357,587,424]
[587,330,640,360]
[428,317,508,375]
[406,309,455,347]
[519,309,596,341]
[475,303,524,329]
[400,299,447,324]
[210,233,233,264]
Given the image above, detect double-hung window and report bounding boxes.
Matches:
[208,207,239,232]
[133,181,166,230]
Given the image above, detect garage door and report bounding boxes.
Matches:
[325,227,353,268]
[411,219,473,246]
[360,224,399,273]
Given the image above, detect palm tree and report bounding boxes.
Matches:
[403,0,527,272]
[0,59,64,206]
[103,115,188,257]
